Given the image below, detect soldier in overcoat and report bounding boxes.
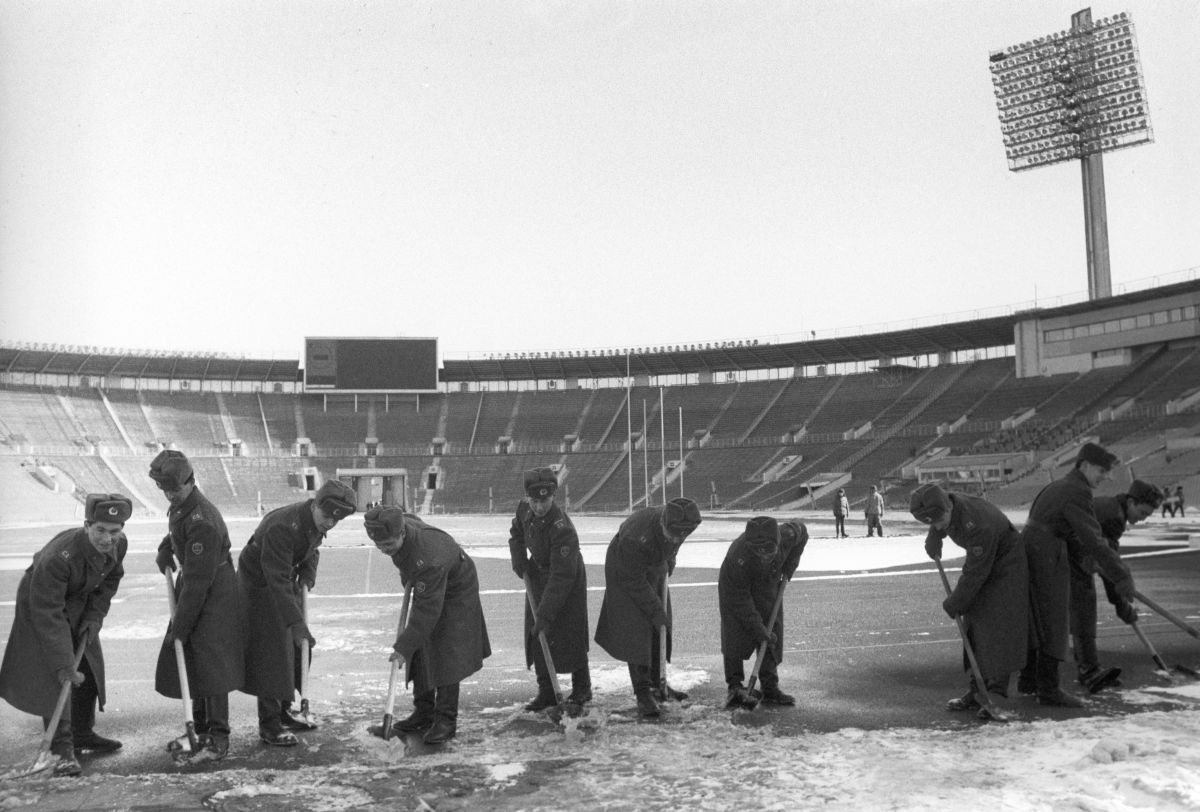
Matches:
[719,516,806,709]
[238,479,357,745]
[1069,479,1162,693]
[508,467,591,713]
[594,497,701,717]
[911,484,1028,711]
[364,507,491,745]
[1020,442,1134,708]
[149,450,243,759]
[0,493,130,776]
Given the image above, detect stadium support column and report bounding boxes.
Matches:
[1073,7,1111,300]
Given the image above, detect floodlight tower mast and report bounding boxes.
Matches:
[989,7,1153,301]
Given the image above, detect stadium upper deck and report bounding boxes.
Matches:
[3,277,1197,389]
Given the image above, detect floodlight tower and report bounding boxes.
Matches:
[989,8,1153,300]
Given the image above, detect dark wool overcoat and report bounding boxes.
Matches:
[1023,469,1131,660]
[508,500,589,672]
[237,500,322,699]
[0,528,126,716]
[1069,494,1129,633]
[718,533,787,662]
[155,487,244,698]
[390,516,490,693]
[594,506,681,666]
[933,494,1028,681]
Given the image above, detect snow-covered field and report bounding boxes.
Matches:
[2,513,1199,810]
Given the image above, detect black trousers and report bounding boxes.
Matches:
[723,649,779,690]
[41,655,100,757]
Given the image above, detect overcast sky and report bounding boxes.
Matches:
[1,1,1196,362]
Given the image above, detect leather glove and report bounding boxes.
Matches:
[924,534,943,562]
[156,543,176,574]
[1116,601,1138,625]
[388,649,406,666]
[56,668,85,687]
[512,556,528,579]
[296,575,316,592]
[942,597,959,619]
[757,628,777,645]
[651,608,669,630]
[290,623,316,649]
[531,615,550,639]
[1111,575,1135,603]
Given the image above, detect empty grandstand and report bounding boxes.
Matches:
[2,278,1198,524]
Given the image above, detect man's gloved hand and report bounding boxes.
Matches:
[78,620,101,644]
[942,597,959,619]
[290,622,316,649]
[924,534,943,562]
[388,649,406,666]
[56,668,85,687]
[1112,574,1136,603]
[156,541,176,574]
[757,628,777,645]
[531,615,550,639]
[296,575,316,592]
[512,556,528,580]
[651,608,669,631]
[1116,601,1138,625]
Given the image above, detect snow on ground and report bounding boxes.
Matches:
[3,515,1200,810]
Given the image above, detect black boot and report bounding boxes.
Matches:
[394,690,436,734]
[1036,653,1084,708]
[423,684,459,744]
[635,689,660,718]
[524,682,558,712]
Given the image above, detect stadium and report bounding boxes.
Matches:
[2,272,1198,522]
[3,3,1200,811]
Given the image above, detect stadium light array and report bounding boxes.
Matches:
[989,11,1152,172]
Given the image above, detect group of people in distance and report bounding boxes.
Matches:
[912,441,1166,714]
[0,439,1169,778]
[830,484,887,537]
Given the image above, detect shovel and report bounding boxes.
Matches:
[1133,589,1200,640]
[164,572,200,758]
[0,631,90,780]
[743,581,788,710]
[369,585,413,740]
[524,574,566,722]
[294,584,317,729]
[936,560,1011,722]
[1131,619,1200,679]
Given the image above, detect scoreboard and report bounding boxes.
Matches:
[303,337,439,393]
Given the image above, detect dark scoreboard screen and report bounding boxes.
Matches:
[304,337,439,392]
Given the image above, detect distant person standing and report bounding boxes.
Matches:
[1175,485,1186,517]
[1069,480,1163,693]
[149,450,243,760]
[833,489,849,538]
[508,467,592,714]
[0,494,130,777]
[238,479,357,746]
[911,484,1028,713]
[364,507,490,744]
[594,497,702,718]
[865,485,885,537]
[1021,443,1134,708]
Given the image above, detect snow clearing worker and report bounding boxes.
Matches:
[0,493,130,777]
[865,485,885,537]
[911,484,1028,712]
[150,450,243,760]
[238,478,356,746]
[364,507,491,745]
[719,516,806,709]
[508,467,592,714]
[1069,479,1163,694]
[595,497,702,718]
[1019,442,1135,708]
